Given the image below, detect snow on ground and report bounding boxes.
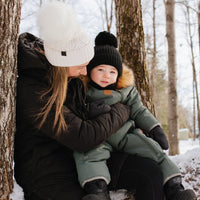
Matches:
[10,139,200,200]
[170,139,200,199]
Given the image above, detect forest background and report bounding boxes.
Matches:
[20,0,200,141]
[1,0,200,199]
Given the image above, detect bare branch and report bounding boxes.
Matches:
[175,0,199,13]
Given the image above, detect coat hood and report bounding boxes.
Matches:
[116,65,134,89]
[17,32,51,73]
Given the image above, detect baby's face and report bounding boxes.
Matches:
[90,64,118,88]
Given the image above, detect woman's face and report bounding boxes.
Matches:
[90,64,118,88]
[68,62,89,77]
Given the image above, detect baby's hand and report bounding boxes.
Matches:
[87,99,111,119]
[149,126,169,150]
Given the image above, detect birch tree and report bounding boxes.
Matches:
[0,1,22,199]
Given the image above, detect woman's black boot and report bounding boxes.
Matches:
[164,176,197,200]
[82,179,111,200]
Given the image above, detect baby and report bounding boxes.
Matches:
[74,31,197,200]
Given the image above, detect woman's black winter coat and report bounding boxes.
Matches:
[14,33,130,195]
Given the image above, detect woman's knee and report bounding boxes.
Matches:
[115,155,164,200]
[117,155,163,189]
[24,186,85,200]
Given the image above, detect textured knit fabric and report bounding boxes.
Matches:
[87,31,123,77]
[37,2,94,67]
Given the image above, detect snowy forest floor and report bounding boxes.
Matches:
[11,139,200,200]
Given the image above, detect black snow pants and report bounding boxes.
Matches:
[21,153,164,200]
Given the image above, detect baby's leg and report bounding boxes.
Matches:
[74,142,113,187]
[74,143,113,200]
[120,129,181,183]
[120,129,165,162]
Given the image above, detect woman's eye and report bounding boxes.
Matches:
[110,71,116,74]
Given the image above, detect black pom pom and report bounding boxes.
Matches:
[95,31,118,48]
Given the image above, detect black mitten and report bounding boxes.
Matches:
[149,126,169,150]
[87,99,111,119]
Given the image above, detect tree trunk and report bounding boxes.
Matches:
[114,0,155,114]
[186,4,200,140]
[151,0,157,101]
[198,1,200,72]
[198,1,200,139]
[164,0,179,155]
[105,0,114,32]
[193,83,196,139]
[0,1,22,199]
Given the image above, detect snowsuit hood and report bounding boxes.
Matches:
[116,65,134,89]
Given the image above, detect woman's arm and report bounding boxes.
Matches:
[60,103,130,152]
[18,78,130,153]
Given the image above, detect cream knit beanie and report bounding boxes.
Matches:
[37,1,94,67]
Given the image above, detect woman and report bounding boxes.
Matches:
[14,2,164,200]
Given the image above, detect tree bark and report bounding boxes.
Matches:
[0,1,22,199]
[114,0,155,114]
[198,1,200,64]
[164,0,179,155]
[186,5,200,140]
[198,1,200,140]
[151,0,157,101]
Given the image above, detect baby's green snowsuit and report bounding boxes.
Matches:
[74,85,180,187]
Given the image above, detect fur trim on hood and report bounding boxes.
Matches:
[116,64,134,89]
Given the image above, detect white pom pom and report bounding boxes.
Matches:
[37,1,81,42]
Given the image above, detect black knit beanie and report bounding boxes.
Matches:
[87,31,123,78]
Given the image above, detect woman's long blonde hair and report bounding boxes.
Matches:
[37,66,69,135]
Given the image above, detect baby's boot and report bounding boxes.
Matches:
[82,179,111,200]
[164,176,197,200]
